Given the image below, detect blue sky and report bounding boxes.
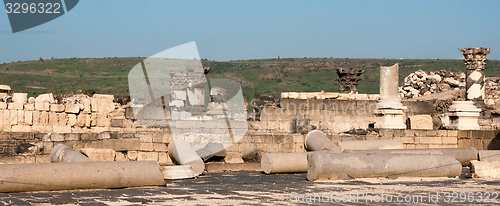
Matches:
[1,0,499,64]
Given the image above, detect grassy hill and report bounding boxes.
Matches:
[2,57,500,103]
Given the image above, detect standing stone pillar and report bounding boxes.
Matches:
[336,68,364,93]
[445,48,490,130]
[459,47,490,101]
[374,63,407,129]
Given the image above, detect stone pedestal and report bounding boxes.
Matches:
[446,101,481,130]
[459,47,490,101]
[375,63,406,129]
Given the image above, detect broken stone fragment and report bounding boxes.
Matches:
[168,139,205,176]
[304,130,341,152]
[50,144,92,163]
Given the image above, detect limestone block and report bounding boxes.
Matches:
[171,90,187,100]
[91,94,115,113]
[28,97,35,104]
[16,110,25,125]
[81,98,91,113]
[102,139,140,151]
[7,103,23,110]
[67,114,77,126]
[81,133,98,141]
[471,160,500,178]
[24,104,34,111]
[170,100,184,107]
[35,93,55,103]
[65,103,80,114]
[153,143,168,152]
[96,113,111,127]
[24,111,33,125]
[110,117,125,128]
[80,148,116,161]
[50,133,64,142]
[90,113,97,127]
[408,115,433,129]
[40,111,49,125]
[85,114,92,127]
[127,151,138,160]
[140,142,154,151]
[12,93,28,104]
[138,152,159,161]
[9,110,17,125]
[187,88,204,106]
[50,104,65,112]
[34,101,49,111]
[35,155,51,163]
[76,114,86,127]
[58,112,68,126]
[0,102,6,109]
[52,126,72,133]
[225,152,244,163]
[158,152,172,164]
[335,138,404,152]
[115,152,127,161]
[11,125,31,132]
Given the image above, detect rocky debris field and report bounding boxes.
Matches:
[399,70,465,99]
[399,70,500,111]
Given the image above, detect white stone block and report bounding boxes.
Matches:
[408,115,433,129]
[65,103,80,114]
[12,93,28,104]
[471,160,500,178]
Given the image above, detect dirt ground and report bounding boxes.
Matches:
[1,171,500,205]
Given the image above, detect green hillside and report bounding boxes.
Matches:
[2,57,500,103]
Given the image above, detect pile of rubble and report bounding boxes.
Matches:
[399,70,465,99]
[485,77,500,107]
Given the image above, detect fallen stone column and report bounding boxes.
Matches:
[307,153,462,181]
[0,161,165,193]
[261,152,308,174]
[335,139,404,152]
[434,147,478,166]
[478,150,500,163]
[344,149,443,155]
[168,139,205,175]
[304,130,340,152]
[50,144,92,163]
[470,160,500,178]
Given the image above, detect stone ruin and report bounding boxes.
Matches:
[3,47,500,193]
[336,67,364,93]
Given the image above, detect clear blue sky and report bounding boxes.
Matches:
[1,0,499,64]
